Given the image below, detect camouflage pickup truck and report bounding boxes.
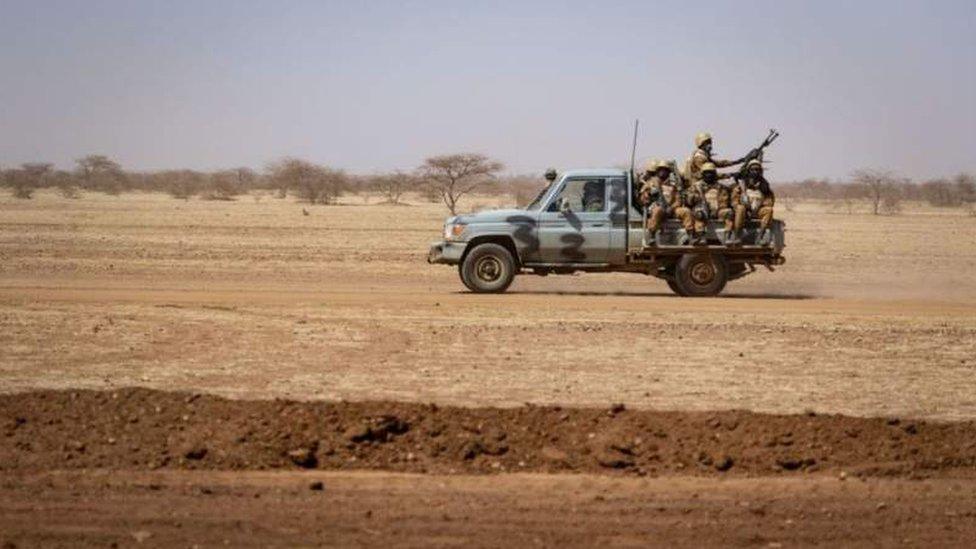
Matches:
[427,169,785,296]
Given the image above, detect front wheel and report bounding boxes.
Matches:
[673,253,728,297]
[459,243,516,293]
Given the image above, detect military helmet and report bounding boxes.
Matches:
[700,162,717,173]
[655,160,672,172]
[643,159,659,173]
[746,159,763,170]
[695,132,713,148]
[544,168,557,181]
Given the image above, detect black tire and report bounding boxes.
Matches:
[674,253,728,297]
[666,279,686,296]
[459,243,516,293]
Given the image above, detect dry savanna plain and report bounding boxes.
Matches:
[2,189,976,546]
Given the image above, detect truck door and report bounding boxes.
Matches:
[536,177,611,263]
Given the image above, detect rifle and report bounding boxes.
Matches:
[668,160,685,203]
[655,184,669,215]
[741,129,780,165]
[733,171,751,213]
[694,182,711,221]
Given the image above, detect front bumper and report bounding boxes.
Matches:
[427,241,466,265]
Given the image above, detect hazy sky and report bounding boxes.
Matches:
[1,0,974,180]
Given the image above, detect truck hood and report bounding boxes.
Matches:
[453,209,533,224]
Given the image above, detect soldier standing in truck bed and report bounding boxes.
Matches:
[640,160,695,245]
[735,159,776,245]
[685,132,747,183]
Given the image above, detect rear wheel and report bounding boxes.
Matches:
[459,243,516,293]
[674,253,728,297]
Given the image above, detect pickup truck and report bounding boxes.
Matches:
[427,169,785,296]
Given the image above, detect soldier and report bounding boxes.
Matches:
[686,132,748,183]
[582,180,605,212]
[637,158,659,206]
[640,160,695,244]
[687,162,737,245]
[735,160,775,245]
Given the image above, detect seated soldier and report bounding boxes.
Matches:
[641,160,695,245]
[637,158,659,206]
[581,180,605,212]
[687,162,737,245]
[734,160,775,245]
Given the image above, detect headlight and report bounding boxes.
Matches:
[444,223,467,240]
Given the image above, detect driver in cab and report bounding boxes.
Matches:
[581,181,604,212]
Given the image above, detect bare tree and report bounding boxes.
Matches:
[160,170,205,200]
[419,153,503,215]
[852,169,903,215]
[4,163,54,199]
[955,173,976,205]
[202,168,255,201]
[371,171,412,205]
[267,158,347,204]
[76,155,127,195]
[836,183,859,214]
[51,170,81,198]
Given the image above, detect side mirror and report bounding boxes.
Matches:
[558,197,571,214]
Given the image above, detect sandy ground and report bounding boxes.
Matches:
[2,191,975,420]
[2,190,976,545]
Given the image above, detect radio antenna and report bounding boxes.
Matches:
[629,119,639,181]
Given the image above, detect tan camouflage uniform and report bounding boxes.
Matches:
[685,132,746,183]
[640,162,694,233]
[687,171,735,234]
[734,160,775,231]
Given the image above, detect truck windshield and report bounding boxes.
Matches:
[524,182,555,210]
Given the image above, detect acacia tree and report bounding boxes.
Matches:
[420,153,503,215]
[852,169,903,215]
[267,158,347,204]
[76,155,127,195]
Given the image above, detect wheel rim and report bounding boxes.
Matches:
[689,260,715,286]
[475,256,503,283]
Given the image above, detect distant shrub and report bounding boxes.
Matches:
[160,170,206,200]
[267,158,347,205]
[202,168,255,201]
[12,181,35,199]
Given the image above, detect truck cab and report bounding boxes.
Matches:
[427,169,785,296]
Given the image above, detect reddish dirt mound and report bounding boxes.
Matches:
[3,388,976,477]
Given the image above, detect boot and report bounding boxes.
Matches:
[645,229,659,247]
[725,229,739,246]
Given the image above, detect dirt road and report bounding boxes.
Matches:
[3,276,975,420]
[4,470,976,547]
